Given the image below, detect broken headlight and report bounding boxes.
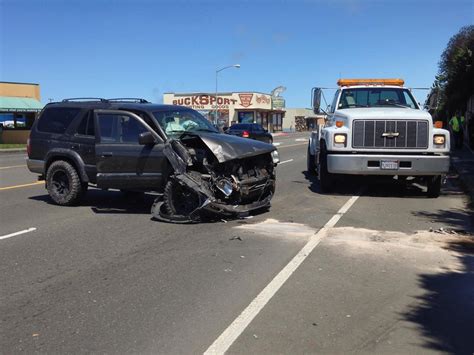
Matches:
[216,178,234,197]
[271,150,280,164]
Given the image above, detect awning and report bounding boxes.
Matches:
[0,96,44,112]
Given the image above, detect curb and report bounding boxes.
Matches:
[0,148,27,154]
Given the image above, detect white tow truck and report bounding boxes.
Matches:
[307,79,450,197]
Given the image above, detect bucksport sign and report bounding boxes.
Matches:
[165,93,272,110]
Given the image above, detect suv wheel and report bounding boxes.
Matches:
[427,175,441,198]
[163,179,201,220]
[46,160,85,206]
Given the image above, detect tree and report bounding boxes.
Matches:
[434,26,474,117]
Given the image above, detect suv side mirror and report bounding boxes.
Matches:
[312,88,322,114]
[138,131,156,145]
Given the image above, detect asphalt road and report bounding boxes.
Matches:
[1,133,473,354]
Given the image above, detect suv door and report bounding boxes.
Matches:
[94,110,167,190]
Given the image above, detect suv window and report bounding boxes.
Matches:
[98,114,148,144]
[37,107,81,134]
[76,111,95,136]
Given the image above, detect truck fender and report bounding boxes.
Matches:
[45,149,89,182]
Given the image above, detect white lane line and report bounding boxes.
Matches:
[204,193,361,354]
[0,228,37,241]
[295,138,307,142]
[278,159,294,165]
[272,142,281,146]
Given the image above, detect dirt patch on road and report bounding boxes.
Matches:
[326,227,472,272]
[234,218,315,241]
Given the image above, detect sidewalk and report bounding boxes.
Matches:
[450,144,474,205]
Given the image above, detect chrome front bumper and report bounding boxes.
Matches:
[327,154,450,176]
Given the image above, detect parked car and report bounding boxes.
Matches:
[27,98,280,222]
[226,123,273,144]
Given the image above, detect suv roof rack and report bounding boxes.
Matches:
[107,98,150,103]
[62,98,108,102]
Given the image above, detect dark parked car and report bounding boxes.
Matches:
[226,123,273,144]
[27,98,280,222]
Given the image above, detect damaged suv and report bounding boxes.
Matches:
[27,99,279,222]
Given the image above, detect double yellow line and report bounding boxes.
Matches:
[0,181,44,191]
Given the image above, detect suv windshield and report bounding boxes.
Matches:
[338,88,418,109]
[153,109,218,137]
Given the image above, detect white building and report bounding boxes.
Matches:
[163,92,285,132]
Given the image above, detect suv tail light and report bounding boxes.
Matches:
[242,130,250,138]
[27,138,31,157]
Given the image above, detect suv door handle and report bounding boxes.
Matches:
[71,144,79,150]
[101,152,113,157]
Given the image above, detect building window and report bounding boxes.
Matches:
[0,112,36,130]
[238,111,254,123]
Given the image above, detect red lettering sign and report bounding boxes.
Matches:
[238,93,253,108]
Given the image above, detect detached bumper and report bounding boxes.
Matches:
[327,154,450,176]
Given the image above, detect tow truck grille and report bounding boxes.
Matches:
[352,120,428,149]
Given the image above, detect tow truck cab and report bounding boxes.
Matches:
[307,79,450,197]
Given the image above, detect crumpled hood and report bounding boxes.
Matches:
[187,132,276,163]
[335,107,432,120]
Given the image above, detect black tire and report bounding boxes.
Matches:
[46,160,84,206]
[307,145,316,174]
[318,149,334,193]
[268,137,273,144]
[427,175,441,198]
[162,179,201,219]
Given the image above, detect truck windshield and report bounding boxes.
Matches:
[338,88,418,109]
[153,109,218,137]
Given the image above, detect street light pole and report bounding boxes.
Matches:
[215,64,240,126]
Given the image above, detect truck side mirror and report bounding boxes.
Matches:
[312,88,322,114]
[138,131,156,145]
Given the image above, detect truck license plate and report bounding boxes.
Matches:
[380,160,399,170]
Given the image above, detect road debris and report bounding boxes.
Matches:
[230,236,243,241]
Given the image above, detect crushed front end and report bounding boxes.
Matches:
[153,133,277,223]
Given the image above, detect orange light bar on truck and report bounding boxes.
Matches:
[337,79,405,87]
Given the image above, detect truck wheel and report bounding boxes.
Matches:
[318,150,334,192]
[162,180,201,219]
[46,160,85,206]
[307,145,316,174]
[427,175,441,198]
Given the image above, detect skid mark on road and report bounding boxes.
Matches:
[204,193,361,354]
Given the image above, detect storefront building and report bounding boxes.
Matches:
[0,81,43,144]
[163,92,285,132]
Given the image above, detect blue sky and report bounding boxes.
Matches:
[1,0,472,107]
